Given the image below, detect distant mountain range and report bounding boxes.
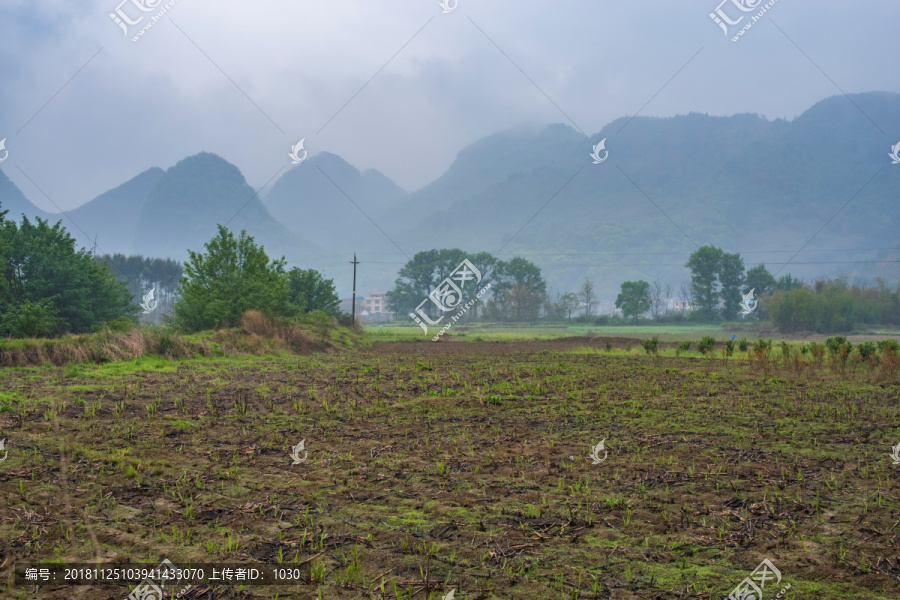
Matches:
[1,91,898,300]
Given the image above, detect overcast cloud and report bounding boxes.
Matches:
[0,0,896,211]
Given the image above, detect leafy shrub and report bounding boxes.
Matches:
[606,341,612,352]
[881,340,900,355]
[296,310,333,333]
[753,338,772,353]
[881,340,900,378]
[697,336,716,355]
[724,339,735,357]
[858,341,878,361]
[0,299,59,338]
[780,340,792,360]
[766,279,900,333]
[642,336,659,355]
[808,341,825,364]
[824,336,853,371]
[825,336,849,358]
[105,316,135,333]
[676,340,692,356]
[737,338,749,352]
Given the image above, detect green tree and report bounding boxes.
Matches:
[615,280,651,322]
[492,257,547,321]
[172,226,288,332]
[686,246,722,320]
[762,278,897,334]
[579,278,595,317]
[744,264,776,297]
[0,299,58,338]
[463,252,499,320]
[743,263,776,320]
[386,249,497,322]
[0,214,134,336]
[558,292,579,320]
[775,274,804,292]
[718,252,745,318]
[286,268,340,317]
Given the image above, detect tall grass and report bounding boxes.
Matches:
[0,310,342,367]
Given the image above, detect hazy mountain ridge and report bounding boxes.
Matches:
[133,153,321,263]
[0,154,322,268]
[263,152,407,253]
[0,91,896,300]
[0,170,48,223]
[67,167,165,253]
[381,92,900,297]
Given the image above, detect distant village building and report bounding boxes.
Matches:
[362,292,392,322]
[340,293,392,322]
[364,293,388,316]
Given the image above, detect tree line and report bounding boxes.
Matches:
[766,279,900,333]
[385,250,548,323]
[2,200,896,339]
[95,253,183,324]
[171,226,342,332]
[611,245,805,322]
[386,245,899,333]
[0,204,343,338]
[0,209,135,337]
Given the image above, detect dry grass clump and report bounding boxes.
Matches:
[233,310,316,354]
[0,327,212,367]
[0,311,347,366]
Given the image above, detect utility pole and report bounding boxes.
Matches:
[350,253,359,324]
[91,235,97,259]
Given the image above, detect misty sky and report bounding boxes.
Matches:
[0,0,897,212]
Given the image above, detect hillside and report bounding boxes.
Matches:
[2,92,897,301]
[378,91,900,298]
[132,153,321,263]
[263,152,407,253]
[0,169,47,223]
[66,167,165,254]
